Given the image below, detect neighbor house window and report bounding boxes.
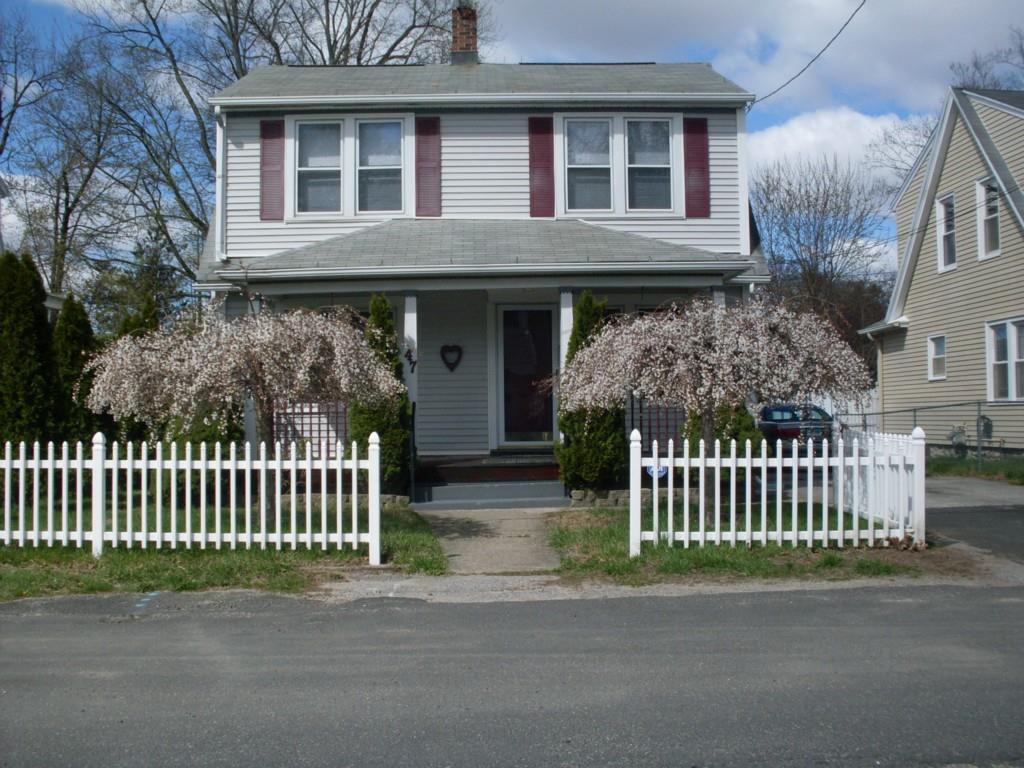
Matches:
[978,178,1000,258]
[626,119,672,210]
[988,318,1024,401]
[928,335,947,380]
[357,120,403,212]
[565,119,612,211]
[937,194,956,269]
[296,122,342,213]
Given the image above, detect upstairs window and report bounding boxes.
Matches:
[989,318,1024,401]
[928,335,946,381]
[296,123,342,213]
[978,179,1000,258]
[626,119,672,210]
[937,194,956,270]
[358,121,403,212]
[565,119,612,211]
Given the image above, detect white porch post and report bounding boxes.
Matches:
[711,286,727,307]
[559,289,574,371]
[558,289,574,444]
[403,294,418,404]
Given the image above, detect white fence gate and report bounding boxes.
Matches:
[628,428,926,555]
[0,432,382,564]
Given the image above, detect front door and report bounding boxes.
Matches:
[499,307,556,445]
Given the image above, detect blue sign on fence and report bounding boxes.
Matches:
[646,464,669,479]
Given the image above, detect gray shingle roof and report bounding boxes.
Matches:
[210,63,752,106]
[209,219,755,282]
[966,88,1024,111]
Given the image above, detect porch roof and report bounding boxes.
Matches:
[208,219,758,283]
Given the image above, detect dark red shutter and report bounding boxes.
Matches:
[415,116,442,217]
[259,119,285,221]
[528,117,555,217]
[683,117,710,218]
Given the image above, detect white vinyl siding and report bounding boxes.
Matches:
[440,113,531,217]
[416,291,490,454]
[224,116,385,259]
[222,109,744,258]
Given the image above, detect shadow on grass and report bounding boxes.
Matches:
[0,506,447,602]
[548,507,914,585]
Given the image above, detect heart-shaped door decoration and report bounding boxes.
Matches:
[440,345,463,372]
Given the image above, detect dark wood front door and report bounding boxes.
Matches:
[500,308,555,444]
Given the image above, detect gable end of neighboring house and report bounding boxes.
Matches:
[863,88,1024,450]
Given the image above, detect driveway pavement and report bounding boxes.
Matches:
[2,586,1023,767]
[927,476,1024,562]
[416,506,561,574]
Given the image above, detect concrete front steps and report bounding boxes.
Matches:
[411,479,568,510]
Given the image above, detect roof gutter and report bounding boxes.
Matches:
[858,316,908,338]
[209,91,755,108]
[215,259,755,283]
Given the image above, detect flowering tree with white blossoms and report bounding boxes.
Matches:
[85,305,405,443]
[560,297,871,517]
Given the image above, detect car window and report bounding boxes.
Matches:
[768,408,795,421]
[804,407,831,421]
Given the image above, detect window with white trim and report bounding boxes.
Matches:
[988,318,1024,401]
[928,335,946,380]
[565,119,612,211]
[296,122,342,213]
[937,194,956,269]
[357,120,403,212]
[626,119,672,210]
[977,178,1000,258]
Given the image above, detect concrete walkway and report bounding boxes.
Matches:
[416,506,561,574]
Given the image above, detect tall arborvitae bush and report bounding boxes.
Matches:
[53,294,102,441]
[555,290,627,490]
[348,294,412,494]
[0,253,58,441]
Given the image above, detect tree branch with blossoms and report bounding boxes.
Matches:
[83,304,406,444]
[559,297,872,520]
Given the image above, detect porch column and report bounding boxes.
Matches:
[403,293,418,404]
[559,289,574,371]
[712,286,727,307]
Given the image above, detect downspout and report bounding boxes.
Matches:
[214,106,228,261]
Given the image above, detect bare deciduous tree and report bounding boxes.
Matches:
[9,46,128,292]
[0,13,59,164]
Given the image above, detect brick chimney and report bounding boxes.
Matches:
[451,1,479,65]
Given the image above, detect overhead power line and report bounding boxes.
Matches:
[749,0,867,110]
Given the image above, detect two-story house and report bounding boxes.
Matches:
[196,4,765,485]
[862,87,1024,451]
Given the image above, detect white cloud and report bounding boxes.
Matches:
[483,0,1015,115]
[748,107,901,168]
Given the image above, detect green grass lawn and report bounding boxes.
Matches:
[0,505,446,602]
[927,455,1024,485]
[549,507,920,585]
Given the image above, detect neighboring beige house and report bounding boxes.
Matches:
[862,87,1024,451]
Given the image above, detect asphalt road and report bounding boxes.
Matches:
[927,476,1024,562]
[2,586,1023,767]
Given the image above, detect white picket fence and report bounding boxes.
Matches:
[628,427,926,555]
[0,432,382,564]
